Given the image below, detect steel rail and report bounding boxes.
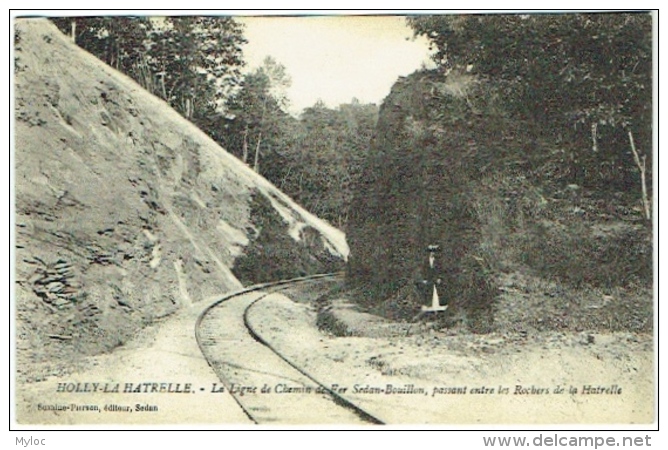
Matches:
[195,272,384,425]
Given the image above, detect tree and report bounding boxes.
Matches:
[145,17,246,119]
[283,99,377,227]
[408,12,652,217]
[51,17,153,84]
[222,56,292,173]
[51,16,246,134]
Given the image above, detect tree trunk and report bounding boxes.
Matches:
[253,131,262,173]
[185,97,192,119]
[160,64,167,100]
[70,20,76,43]
[242,125,249,164]
[252,96,268,173]
[137,53,153,93]
[628,130,651,220]
[116,46,121,70]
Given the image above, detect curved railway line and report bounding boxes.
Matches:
[195,274,385,425]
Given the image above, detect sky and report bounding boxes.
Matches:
[238,15,435,114]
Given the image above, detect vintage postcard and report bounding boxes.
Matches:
[12,11,655,427]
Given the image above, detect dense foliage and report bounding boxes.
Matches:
[346,13,653,331]
[408,13,652,200]
[220,90,377,227]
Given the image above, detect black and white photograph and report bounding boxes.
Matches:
[11,10,655,428]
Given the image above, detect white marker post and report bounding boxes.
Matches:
[421,244,447,312]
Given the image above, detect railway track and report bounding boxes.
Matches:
[195,274,385,425]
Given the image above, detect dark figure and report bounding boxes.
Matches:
[417,244,446,312]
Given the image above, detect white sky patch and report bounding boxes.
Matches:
[238,15,434,114]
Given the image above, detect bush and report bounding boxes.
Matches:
[471,172,653,290]
[232,191,343,285]
[523,219,652,289]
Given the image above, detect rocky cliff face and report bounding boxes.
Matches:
[346,68,652,335]
[14,19,348,379]
[346,70,509,331]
